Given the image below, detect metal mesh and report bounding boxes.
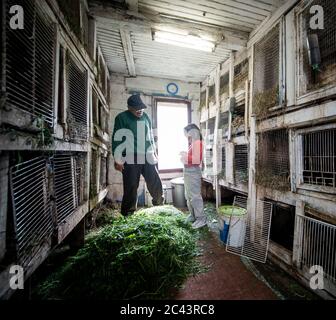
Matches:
[90,150,98,198]
[232,101,245,136]
[208,84,215,104]
[234,58,248,93]
[5,0,55,126]
[218,145,226,180]
[98,55,107,96]
[67,53,88,141]
[200,90,206,109]
[218,111,229,139]
[253,24,280,117]
[297,212,336,283]
[300,0,336,94]
[10,157,53,267]
[301,128,336,188]
[74,153,87,204]
[81,2,89,50]
[205,147,213,172]
[53,154,76,224]
[208,117,216,136]
[57,0,81,40]
[234,144,248,184]
[226,196,273,263]
[100,156,107,190]
[256,129,290,190]
[220,72,229,98]
[92,90,99,127]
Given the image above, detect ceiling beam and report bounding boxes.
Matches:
[119,28,136,77]
[90,6,248,50]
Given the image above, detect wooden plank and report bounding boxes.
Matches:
[285,8,296,107]
[57,202,89,243]
[139,4,254,32]
[257,101,336,132]
[289,129,296,193]
[292,200,304,268]
[269,241,293,266]
[139,0,264,24]
[140,0,272,17]
[226,142,234,184]
[248,116,257,235]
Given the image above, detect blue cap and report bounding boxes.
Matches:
[127,94,147,110]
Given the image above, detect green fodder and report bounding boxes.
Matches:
[253,86,279,118]
[36,206,201,300]
[255,170,290,191]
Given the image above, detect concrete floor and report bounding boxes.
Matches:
[172,230,277,300]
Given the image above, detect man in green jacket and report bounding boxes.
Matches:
[112,94,164,216]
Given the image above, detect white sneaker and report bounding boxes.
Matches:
[192,219,207,229]
[186,214,196,223]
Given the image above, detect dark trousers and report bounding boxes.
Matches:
[121,162,164,216]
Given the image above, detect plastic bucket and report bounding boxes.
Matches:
[218,205,247,247]
[219,222,230,244]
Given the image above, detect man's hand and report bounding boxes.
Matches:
[114,161,124,172]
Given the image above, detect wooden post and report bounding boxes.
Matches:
[293,200,305,268]
[248,116,257,242]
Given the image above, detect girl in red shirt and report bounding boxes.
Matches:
[180,124,207,229]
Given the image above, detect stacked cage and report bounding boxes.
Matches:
[253,24,281,118]
[234,144,249,185]
[296,206,336,287]
[299,127,336,190]
[232,57,248,136]
[256,129,290,191]
[204,117,216,178]
[9,152,87,267]
[5,0,56,127]
[298,0,336,98]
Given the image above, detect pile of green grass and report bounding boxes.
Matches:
[36,206,201,300]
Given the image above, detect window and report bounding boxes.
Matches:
[155,101,190,171]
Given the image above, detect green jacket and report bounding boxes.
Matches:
[111,111,156,162]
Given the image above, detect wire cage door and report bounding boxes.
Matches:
[226,196,273,263]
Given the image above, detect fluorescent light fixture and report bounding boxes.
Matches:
[153,31,215,52]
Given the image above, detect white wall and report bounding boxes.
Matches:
[107,74,201,202]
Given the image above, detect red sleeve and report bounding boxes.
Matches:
[187,140,203,165]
